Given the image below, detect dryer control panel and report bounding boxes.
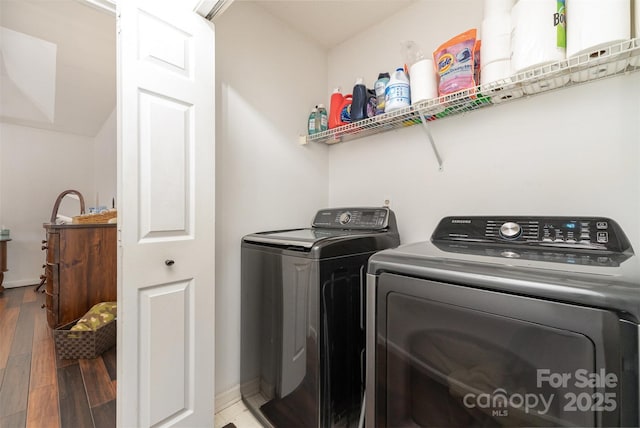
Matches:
[312,207,390,230]
[431,216,634,266]
[432,216,632,253]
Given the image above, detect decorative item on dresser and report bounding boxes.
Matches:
[0,236,11,293]
[40,189,117,328]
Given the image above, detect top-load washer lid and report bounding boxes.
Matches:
[242,207,400,257]
[243,228,380,249]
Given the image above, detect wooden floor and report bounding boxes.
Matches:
[0,285,116,428]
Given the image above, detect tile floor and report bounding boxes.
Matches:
[214,399,264,428]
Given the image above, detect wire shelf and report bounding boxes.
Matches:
[308,38,640,145]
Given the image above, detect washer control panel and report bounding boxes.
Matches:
[432,216,632,253]
[312,207,390,230]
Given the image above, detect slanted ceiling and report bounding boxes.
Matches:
[247,0,415,49]
[0,0,413,137]
[0,0,115,137]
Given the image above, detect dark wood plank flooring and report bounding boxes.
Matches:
[0,285,116,428]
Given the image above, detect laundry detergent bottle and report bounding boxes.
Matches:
[316,104,328,132]
[308,106,318,135]
[329,88,344,129]
[374,72,390,114]
[350,77,368,122]
[385,68,411,112]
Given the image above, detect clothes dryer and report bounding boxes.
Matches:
[366,216,639,428]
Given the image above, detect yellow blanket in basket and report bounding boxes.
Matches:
[71,301,117,331]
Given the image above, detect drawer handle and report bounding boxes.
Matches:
[165,259,175,266]
[41,245,48,251]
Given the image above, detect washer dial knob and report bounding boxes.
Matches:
[500,222,522,239]
[339,212,352,225]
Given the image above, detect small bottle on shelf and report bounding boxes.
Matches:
[385,68,411,112]
[308,106,318,135]
[374,72,390,114]
[316,104,328,132]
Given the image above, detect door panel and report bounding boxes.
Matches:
[138,11,193,77]
[138,90,191,238]
[140,280,193,425]
[117,1,215,426]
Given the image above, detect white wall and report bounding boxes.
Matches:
[214,1,329,397]
[93,108,117,209]
[327,1,484,98]
[327,1,640,252]
[211,0,640,402]
[0,123,95,287]
[329,76,640,247]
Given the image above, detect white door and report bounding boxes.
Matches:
[117,1,215,426]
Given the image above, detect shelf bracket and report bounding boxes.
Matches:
[418,112,443,171]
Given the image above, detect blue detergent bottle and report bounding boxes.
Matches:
[350,77,368,122]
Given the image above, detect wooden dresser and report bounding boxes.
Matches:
[42,223,117,328]
[0,237,10,293]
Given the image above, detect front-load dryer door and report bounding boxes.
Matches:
[374,273,637,428]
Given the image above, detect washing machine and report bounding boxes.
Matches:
[241,207,400,428]
[366,216,639,428]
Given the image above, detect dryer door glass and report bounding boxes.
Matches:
[385,292,594,427]
[375,273,625,428]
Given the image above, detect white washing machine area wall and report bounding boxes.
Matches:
[366,216,640,428]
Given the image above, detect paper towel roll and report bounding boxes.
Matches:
[482,12,511,37]
[566,0,631,58]
[484,0,516,16]
[481,14,511,64]
[409,59,438,104]
[511,0,566,73]
[571,58,629,82]
[481,59,512,85]
[636,0,640,37]
[630,0,640,66]
[482,33,511,64]
[480,60,523,102]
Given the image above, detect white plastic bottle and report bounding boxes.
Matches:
[316,104,328,132]
[385,68,411,112]
[374,72,390,114]
[308,106,318,135]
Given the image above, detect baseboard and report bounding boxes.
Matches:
[215,384,241,413]
[3,279,39,288]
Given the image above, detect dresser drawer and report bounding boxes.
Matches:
[44,290,59,328]
[45,262,59,295]
[45,232,59,263]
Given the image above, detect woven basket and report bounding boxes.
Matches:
[72,210,117,224]
[54,319,116,359]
